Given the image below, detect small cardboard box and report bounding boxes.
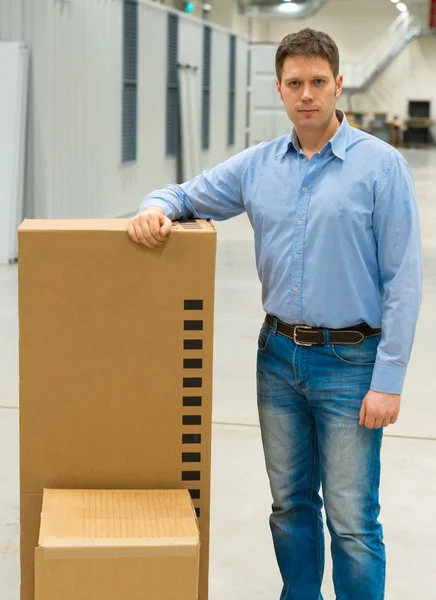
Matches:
[35,489,200,600]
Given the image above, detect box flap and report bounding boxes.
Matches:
[38,489,199,559]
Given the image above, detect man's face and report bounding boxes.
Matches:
[276,55,343,132]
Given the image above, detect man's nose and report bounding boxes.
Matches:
[301,84,314,102]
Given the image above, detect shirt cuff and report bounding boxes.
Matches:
[370,362,407,395]
[139,198,175,220]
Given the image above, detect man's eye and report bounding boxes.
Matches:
[314,79,325,85]
[289,81,300,87]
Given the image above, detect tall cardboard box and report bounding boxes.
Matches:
[35,489,200,600]
[18,219,216,600]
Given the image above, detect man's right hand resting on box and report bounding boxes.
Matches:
[128,207,172,249]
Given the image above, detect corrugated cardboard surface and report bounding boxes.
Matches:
[19,219,216,600]
[34,551,199,600]
[38,489,199,558]
[35,489,200,600]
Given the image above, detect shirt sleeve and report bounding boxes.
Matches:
[371,155,423,394]
[138,148,252,221]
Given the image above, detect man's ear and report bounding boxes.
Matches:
[335,74,343,99]
[276,78,283,102]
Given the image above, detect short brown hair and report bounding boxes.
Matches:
[275,28,340,81]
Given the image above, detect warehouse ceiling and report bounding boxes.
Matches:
[238,0,330,18]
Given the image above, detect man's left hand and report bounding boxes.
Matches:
[359,390,401,429]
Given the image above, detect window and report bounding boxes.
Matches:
[228,34,236,146]
[122,0,138,163]
[166,13,179,157]
[202,25,212,151]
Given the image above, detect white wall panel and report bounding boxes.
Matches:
[248,43,291,145]
[140,3,175,199]
[179,12,203,66]
[0,0,24,41]
[46,0,120,218]
[11,0,248,219]
[23,0,55,219]
[235,36,248,153]
[0,42,29,264]
[250,43,276,73]
[205,30,248,169]
[251,76,277,109]
[207,28,229,170]
[178,14,203,178]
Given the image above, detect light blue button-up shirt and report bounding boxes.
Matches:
[140,112,422,395]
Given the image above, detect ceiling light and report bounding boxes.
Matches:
[278,2,300,12]
[390,0,399,4]
[397,2,408,11]
[283,0,292,2]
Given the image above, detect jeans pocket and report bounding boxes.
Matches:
[331,335,381,366]
[258,323,273,352]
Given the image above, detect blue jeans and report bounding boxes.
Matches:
[257,318,385,600]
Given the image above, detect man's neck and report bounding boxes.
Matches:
[295,110,341,158]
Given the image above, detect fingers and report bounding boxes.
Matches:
[363,412,399,429]
[160,215,173,236]
[360,392,401,429]
[139,219,162,248]
[131,219,148,247]
[360,398,378,429]
[364,417,376,430]
[149,215,167,243]
[373,417,385,429]
[127,221,139,244]
[127,210,171,249]
[360,406,389,430]
[358,398,366,426]
[135,220,156,249]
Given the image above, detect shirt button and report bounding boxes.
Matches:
[293,287,299,292]
[302,187,308,192]
[295,253,300,259]
[298,220,303,225]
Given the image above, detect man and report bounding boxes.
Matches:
[128,28,422,600]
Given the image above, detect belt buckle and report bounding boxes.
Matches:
[294,325,314,346]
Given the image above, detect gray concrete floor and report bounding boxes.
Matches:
[1,148,436,599]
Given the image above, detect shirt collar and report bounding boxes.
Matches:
[276,109,349,161]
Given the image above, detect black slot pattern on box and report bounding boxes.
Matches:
[183,415,202,425]
[184,300,203,311]
[182,299,204,519]
[180,221,202,230]
[182,433,201,444]
[184,320,203,331]
[184,339,203,350]
[182,471,201,481]
[183,358,203,369]
[183,396,202,407]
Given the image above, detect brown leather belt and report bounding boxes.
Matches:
[265,314,381,347]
